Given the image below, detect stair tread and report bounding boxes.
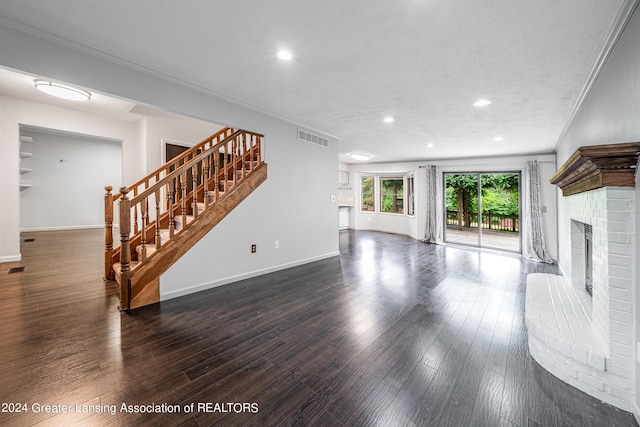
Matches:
[136,245,158,258]
[174,215,194,231]
[112,261,141,285]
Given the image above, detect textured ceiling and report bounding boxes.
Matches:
[0,0,628,163]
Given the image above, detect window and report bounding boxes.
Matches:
[407,175,414,216]
[380,176,404,214]
[361,175,374,211]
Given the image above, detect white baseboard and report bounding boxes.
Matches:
[20,224,105,232]
[160,251,340,301]
[0,255,22,263]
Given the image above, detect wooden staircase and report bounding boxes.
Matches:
[104,127,267,311]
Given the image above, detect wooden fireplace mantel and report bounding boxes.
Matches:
[550,142,640,196]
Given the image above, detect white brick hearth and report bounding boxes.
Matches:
[526,187,635,410]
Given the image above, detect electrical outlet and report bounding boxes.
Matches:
[251,244,256,253]
[275,240,279,249]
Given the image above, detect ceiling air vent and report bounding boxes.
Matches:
[298,129,329,148]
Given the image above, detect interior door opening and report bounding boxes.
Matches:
[444,172,521,253]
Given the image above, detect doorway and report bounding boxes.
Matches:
[163,139,201,195]
[443,172,521,252]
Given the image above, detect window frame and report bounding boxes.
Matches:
[360,174,375,212]
[407,174,415,216]
[379,175,405,215]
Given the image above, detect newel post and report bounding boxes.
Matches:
[119,186,131,310]
[104,185,114,280]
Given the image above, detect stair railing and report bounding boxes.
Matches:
[104,128,263,282]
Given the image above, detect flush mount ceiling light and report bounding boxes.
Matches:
[276,49,293,61]
[427,143,434,148]
[473,99,492,107]
[383,116,395,123]
[348,152,371,161]
[493,136,504,142]
[34,80,91,101]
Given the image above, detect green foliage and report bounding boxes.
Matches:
[361,176,374,210]
[361,176,374,193]
[445,173,519,216]
[381,178,403,213]
[481,188,519,215]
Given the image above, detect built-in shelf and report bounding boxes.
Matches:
[550,142,640,196]
[19,136,35,190]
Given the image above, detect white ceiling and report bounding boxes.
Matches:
[0,0,628,163]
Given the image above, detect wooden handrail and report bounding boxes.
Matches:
[111,127,264,200]
[129,130,243,205]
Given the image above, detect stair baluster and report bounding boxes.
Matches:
[167,182,175,239]
[214,155,220,201]
[203,156,210,209]
[242,133,247,180]
[155,189,161,250]
[231,137,238,187]
[140,199,147,261]
[181,171,187,231]
[223,144,229,193]
[191,164,198,218]
[133,188,139,234]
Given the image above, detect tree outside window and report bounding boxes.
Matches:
[380,177,404,214]
[361,175,374,211]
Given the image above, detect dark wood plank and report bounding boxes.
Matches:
[0,229,637,426]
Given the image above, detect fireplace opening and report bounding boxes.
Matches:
[584,224,593,297]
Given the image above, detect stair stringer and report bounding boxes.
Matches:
[125,163,267,310]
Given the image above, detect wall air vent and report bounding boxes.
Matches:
[298,129,329,148]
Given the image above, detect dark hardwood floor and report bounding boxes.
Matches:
[0,229,637,426]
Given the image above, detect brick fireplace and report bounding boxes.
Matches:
[525,142,639,410]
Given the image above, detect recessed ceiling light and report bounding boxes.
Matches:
[427,143,434,148]
[383,116,395,123]
[493,136,504,142]
[277,49,293,61]
[348,152,371,161]
[473,99,492,107]
[34,80,91,101]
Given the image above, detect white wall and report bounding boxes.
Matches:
[0,22,339,296]
[0,95,140,261]
[19,128,122,231]
[347,154,558,260]
[553,7,640,418]
[162,133,338,299]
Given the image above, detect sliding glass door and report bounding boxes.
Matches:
[444,172,520,252]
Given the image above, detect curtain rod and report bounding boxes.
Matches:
[418,160,556,168]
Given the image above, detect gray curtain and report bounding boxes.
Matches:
[524,161,554,263]
[422,165,443,244]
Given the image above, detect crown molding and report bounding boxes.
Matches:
[554,0,639,152]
